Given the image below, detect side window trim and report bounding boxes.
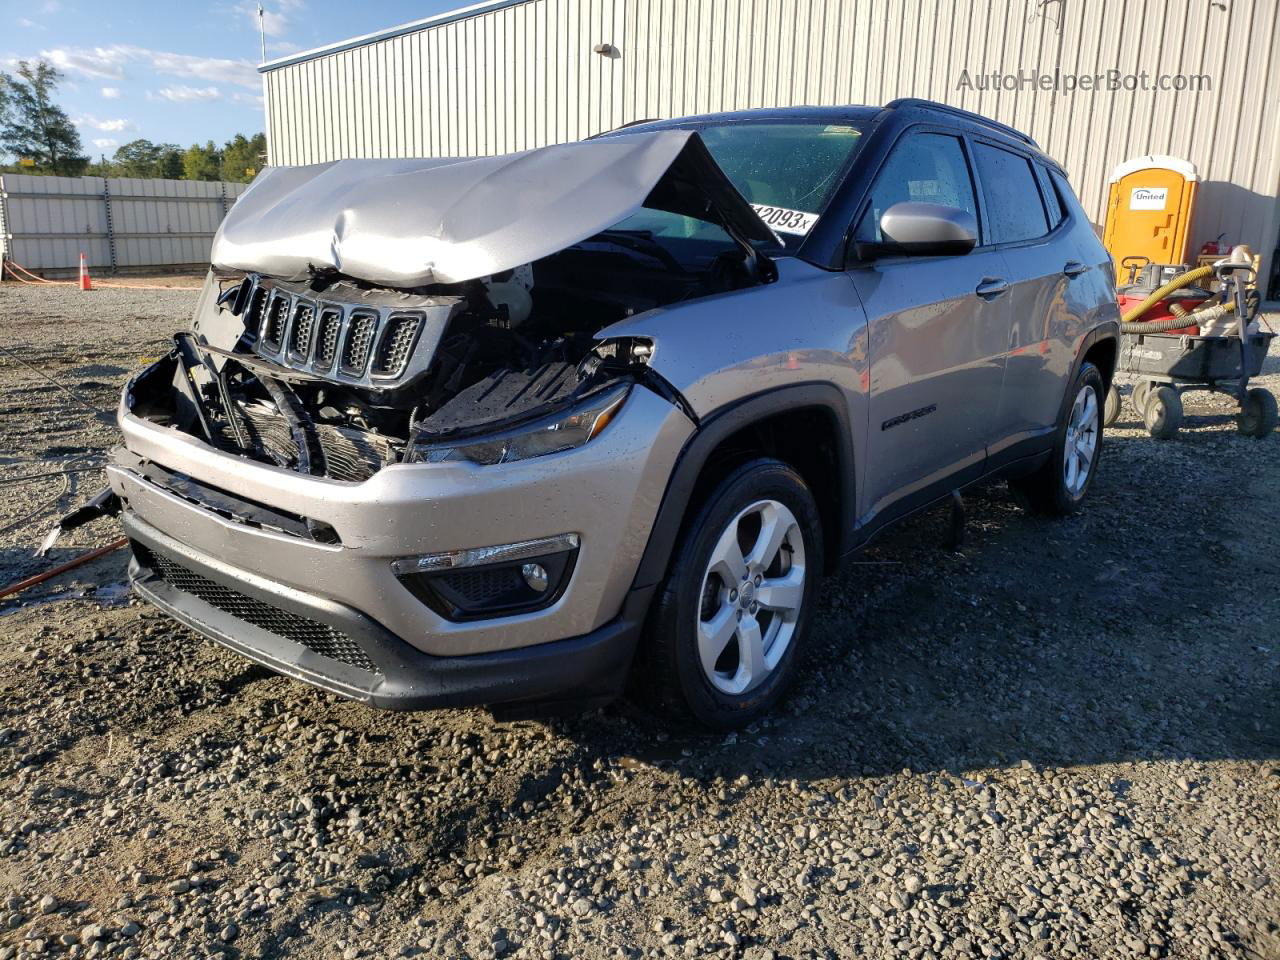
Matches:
[958,134,992,249]
[1031,161,1065,232]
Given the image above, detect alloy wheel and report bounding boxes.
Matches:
[1063,383,1099,497]
[696,499,806,696]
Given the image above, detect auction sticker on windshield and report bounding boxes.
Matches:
[751,204,819,236]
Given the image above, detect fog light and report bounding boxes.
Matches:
[521,562,549,592]
[393,534,579,622]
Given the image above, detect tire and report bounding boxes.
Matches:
[640,458,823,730]
[1131,380,1153,416]
[1143,385,1183,439]
[1237,388,1278,438]
[1103,383,1121,427]
[1011,361,1104,515]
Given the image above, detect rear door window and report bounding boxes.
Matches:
[854,133,978,243]
[973,142,1049,244]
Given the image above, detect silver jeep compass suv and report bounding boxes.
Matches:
[108,99,1119,729]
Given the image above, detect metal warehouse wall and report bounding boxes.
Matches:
[261,0,1280,284]
[0,174,249,274]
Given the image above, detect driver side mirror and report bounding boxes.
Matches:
[853,202,978,261]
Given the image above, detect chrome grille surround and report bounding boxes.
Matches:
[244,274,462,391]
[287,300,317,361]
[261,292,290,351]
[314,309,342,370]
[373,314,423,376]
[341,312,378,376]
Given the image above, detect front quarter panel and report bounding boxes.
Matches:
[600,257,870,511]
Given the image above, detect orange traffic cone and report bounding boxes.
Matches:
[78,252,92,291]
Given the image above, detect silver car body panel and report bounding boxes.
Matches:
[210,129,774,288]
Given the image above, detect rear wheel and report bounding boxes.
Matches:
[1012,361,1103,515]
[1143,385,1183,439]
[641,458,823,730]
[1238,388,1278,438]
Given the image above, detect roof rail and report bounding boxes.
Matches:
[884,98,1038,148]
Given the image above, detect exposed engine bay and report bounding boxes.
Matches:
[124,128,780,484]
[129,233,762,483]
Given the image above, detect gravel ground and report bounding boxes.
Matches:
[1,282,1278,960]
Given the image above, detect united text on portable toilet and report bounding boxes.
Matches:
[1103,155,1199,273]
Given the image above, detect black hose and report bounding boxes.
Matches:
[1121,316,1204,334]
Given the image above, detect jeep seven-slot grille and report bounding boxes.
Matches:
[243,276,437,389]
[315,309,342,369]
[341,313,377,374]
[373,315,421,376]
[288,302,316,360]
[135,544,379,674]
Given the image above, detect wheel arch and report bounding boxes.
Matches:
[1059,323,1119,425]
[630,383,857,593]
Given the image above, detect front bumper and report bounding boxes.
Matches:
[126,510,653,710]
[111,383,692,659]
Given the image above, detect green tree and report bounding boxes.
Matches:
[183,140,221,181]
[0,60,88,176]
[112,139,170,178]
[221,132,266,183]
[158,145,184,179]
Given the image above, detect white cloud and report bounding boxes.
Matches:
[233,91,266,108]
[72,114,134,133]
[93,138,118,150]
[154,85,222,102]
[100,86,120,99]
[17,16,42,28]
[41,44,259,89]
[42,46,129,79]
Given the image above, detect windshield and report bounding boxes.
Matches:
[611,120,864,252]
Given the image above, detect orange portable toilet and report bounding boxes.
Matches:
[1102,155,1199,278]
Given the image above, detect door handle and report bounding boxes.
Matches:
[1063,261,1088,278]
[975,277,1009,300]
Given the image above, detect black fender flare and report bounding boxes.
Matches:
[630,382,857,592]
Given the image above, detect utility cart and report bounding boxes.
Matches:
[1104,262,1276,440]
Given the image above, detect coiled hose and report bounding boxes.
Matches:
[1119,264,1215,333]
[1121,300,1235,334]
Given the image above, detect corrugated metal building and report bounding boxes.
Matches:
[259,0,1280,298]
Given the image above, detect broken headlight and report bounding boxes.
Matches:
[408,382,630,465]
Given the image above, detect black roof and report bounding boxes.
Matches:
[626,104,881,128]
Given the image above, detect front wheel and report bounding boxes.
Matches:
[640,458,823,730]
[1011,361,1104,515]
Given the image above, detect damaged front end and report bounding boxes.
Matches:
[125,129,774,486]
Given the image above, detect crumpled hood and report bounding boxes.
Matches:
[211,129,775,288]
